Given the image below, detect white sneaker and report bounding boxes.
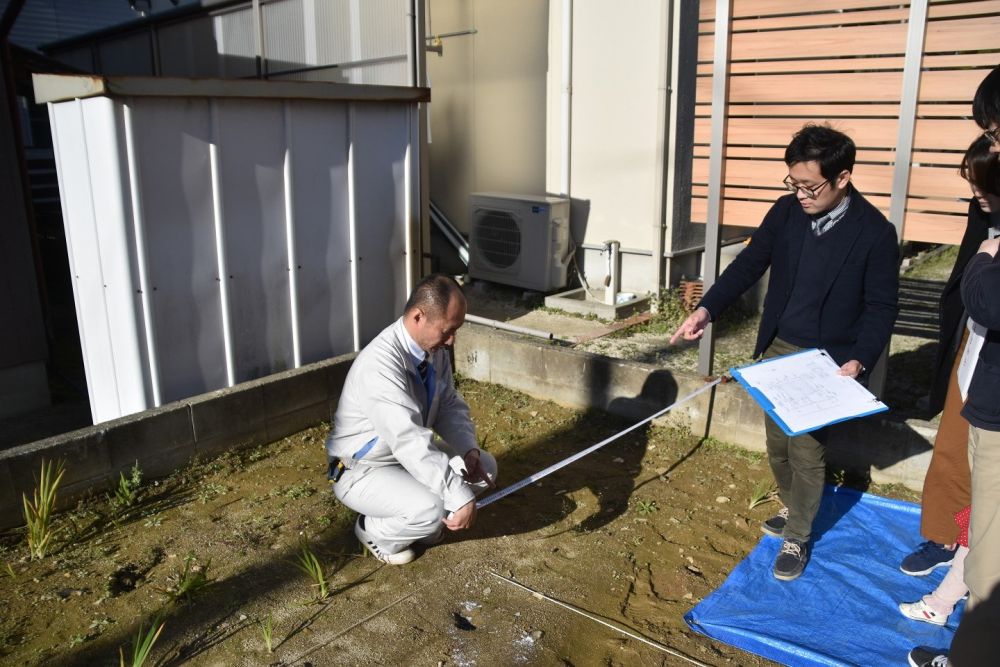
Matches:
[354,516,416,565]
[898,599,948,626]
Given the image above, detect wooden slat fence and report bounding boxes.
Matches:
[694,0,1000,244]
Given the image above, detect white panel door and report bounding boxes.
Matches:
[352,102,410,344]
[129,97,228,403]
[286,100,354,363]
[50,101,122,423]
[80,97,151,417]
[216,99,295,384]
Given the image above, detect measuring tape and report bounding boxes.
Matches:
[476,377,722,509]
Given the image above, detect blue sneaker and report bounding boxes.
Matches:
[900,541,956,576]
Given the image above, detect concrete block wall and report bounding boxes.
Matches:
[455,323,936,492]
[0,354,354,530]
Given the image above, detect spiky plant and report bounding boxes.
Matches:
[748,478,778,510]
[157,554,212,603]
[258,614,274,654]
[119,617,164,667]
[294,539,329,601]
[22,459,66,559]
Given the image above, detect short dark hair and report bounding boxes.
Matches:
[784,124,856,182]
[972,64,1000,130]
[403,273,463,318]
[960,133,1000,197]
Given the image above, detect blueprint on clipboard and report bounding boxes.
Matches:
[730,348,888,436]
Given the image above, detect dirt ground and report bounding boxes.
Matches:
[0,378,921,667]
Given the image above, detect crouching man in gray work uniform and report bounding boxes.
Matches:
[325,274,497,565]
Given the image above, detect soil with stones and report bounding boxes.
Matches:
[0,379,919,667]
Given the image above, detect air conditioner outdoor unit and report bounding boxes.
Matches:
[468,192,571,292]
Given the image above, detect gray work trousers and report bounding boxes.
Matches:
[762,337,829,543]
[333,448,498,554]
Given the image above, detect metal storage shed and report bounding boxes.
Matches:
[35,73,428,423]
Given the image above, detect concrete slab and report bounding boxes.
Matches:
[544,287,650,320]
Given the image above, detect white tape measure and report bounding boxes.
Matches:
[476,378,722,509]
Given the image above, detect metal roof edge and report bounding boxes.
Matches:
[32,73,431,105]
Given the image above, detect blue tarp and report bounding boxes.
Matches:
[685,486,960,666]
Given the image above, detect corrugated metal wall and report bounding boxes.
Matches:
[695,0,1000,245]
[45,80,420,423]
[45,0,412,87]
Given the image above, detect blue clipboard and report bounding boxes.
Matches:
[730,348,888,437]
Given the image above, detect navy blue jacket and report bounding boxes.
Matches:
[699,188,899,370]
[960,250,1000,430]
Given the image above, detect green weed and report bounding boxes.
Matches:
[701,437,766,464]
[257,614,274,654]
[748,478,778,510]
[119,617,164,667]
[246,445,270,463]
[196,482,229,504]
[22,459,66,559]
[635,500,659,516]
[158,554,212,603]
[294,539,329,601]
[111,462,143,512]
[283,482,316,500]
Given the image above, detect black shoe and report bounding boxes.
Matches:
[761,507,788,538]
[907,645,949,667]
[773,539,809,581]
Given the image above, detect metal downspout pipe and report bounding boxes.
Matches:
[560,0,573,199]
[651,0,674,306]
[465,314,555,341]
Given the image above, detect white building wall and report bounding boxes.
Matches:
[425,0,549,234]
[428,0,669,292]
[546,0,666,290]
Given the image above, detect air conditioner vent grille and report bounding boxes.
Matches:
[476,211,521,269]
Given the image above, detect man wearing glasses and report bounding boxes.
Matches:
[671,124,899,581]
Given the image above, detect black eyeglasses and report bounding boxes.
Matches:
[985,127,1000,145]
[783,176,831,199]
